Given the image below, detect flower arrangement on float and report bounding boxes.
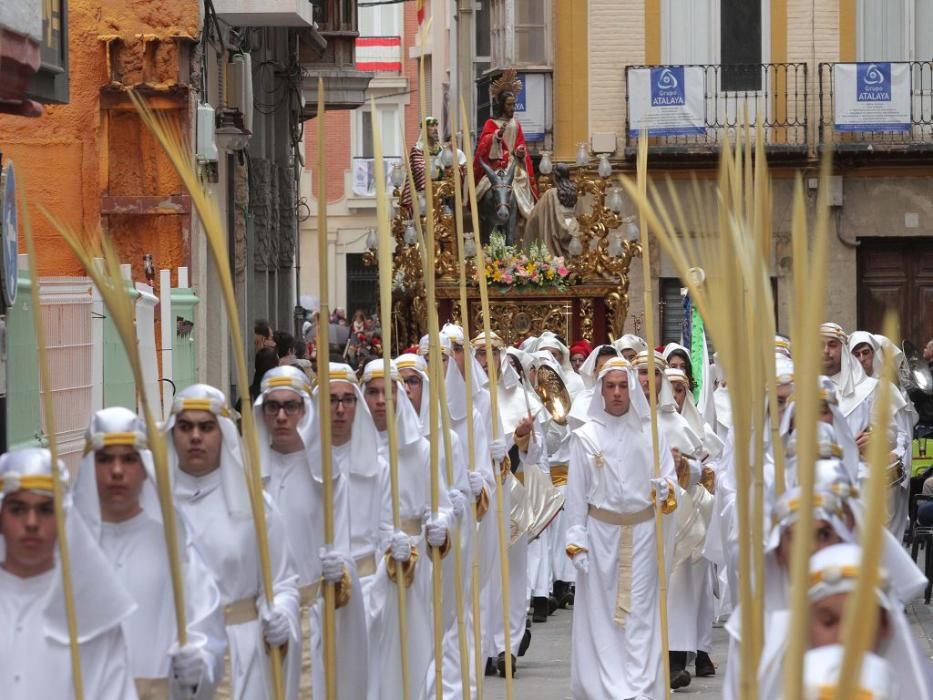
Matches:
[478,232,575,291]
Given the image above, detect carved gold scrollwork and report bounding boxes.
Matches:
[580,299,594,343]
[466,299,571,346]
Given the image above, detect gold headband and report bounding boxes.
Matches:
[176,398,232,418]
[0,474,55,494]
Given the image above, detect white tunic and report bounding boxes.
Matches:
[0,567,137,699]
[266,448,370,700]
[175,469,300,700]
[98,512,226,698]
[565,410,677,700]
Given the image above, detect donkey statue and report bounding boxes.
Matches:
[477,157,519,246]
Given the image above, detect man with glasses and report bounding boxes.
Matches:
[255,366,366,699]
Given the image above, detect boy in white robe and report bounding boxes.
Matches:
[311,363,393,700]
[0,448,138,699]
[564,357,678,699]
[166,384,301,700]
[361,359,454,700]
[253,366,367,699]
[74,407,226,699]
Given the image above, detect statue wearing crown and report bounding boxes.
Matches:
[474,70,540,245]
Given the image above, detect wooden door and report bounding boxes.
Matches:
[857,238,933,348]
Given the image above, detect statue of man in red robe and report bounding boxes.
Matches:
[474,71,539,233]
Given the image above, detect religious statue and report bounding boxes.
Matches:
[522,163,579,257]
[400,116,443,216]
[474,70,539,245]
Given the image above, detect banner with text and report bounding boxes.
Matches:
[627,66,706,137]
[833,62,911,132]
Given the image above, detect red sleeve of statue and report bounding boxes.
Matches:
[474,119,509,182]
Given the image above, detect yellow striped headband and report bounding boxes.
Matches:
[263,375,312,395]
[361,365,401,384]
[820,323,848,343]
[771,492,843,526]
[633,352,668,370]
[1,473,56,495]
[808,563,888,602]
[395,358,422,371]
[172,397,232,419]
[84,431,147,456]
[328,368,359,385]
[665,368,689,385]
[814,687,874,700]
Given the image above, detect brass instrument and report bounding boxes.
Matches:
[903,340,933,395]
[534,364,572,426]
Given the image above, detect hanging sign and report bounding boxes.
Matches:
[627,66,706,137]
[833,62,911,132]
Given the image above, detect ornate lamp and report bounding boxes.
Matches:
[539,151,553,175]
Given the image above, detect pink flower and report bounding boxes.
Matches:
[558,266,569,277]
[503,273,513,284]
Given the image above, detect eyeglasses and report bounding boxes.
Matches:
[403,376,423,388]
[329,395,358,407]
[262,400,304,416]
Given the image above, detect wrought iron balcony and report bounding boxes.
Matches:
[623,63,808,159]
[818,61,933,154]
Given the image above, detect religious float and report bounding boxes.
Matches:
[366,70,643,349]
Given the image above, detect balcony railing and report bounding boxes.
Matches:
[623,63,808,155]
[818,61,933,151]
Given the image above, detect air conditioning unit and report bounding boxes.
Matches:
[228,53,254,136]
[212,0,315,27]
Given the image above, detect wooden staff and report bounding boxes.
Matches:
[128,91,286,699]
[461,100,515,697]
[22,194,84,700]
[634,133,672,698]
[413,31,447,698]
[451,91,486,699]
[371,96,412,700]
[833,313,896,699]
[316,81,339,700]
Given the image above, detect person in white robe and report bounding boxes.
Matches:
[611,333,648,362]
[361,359,454,700]
[311,363,392,700]
[253,366,367,700]
[564,357,678,699]
[848,329,918,541]
[756,544,932,699]
[397,351,480,700]
[535,330,585,398]
[0,447,137,699]
[665,367,723,682]
[73,407,226,700]
[166,384,300,700]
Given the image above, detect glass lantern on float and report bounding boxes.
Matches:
[389,162,406,191]
[365,227,378,251]
[404,220,417,246]
[597,153,612,179]
[575,142,589,167]
[538,151,553,175]
[440,144,455,170]
[567,217,583,256]
[626,220,640,241]
[606,185,624,214]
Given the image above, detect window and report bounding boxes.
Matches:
[346,254,378,318]
[358,2,401,37]
[720,0,762,90]
[857,0,933,61]
[489,0,551,69]
[355,106,401,158]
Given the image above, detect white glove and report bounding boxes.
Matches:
[571,551,589,574]
[425,514,449,548]
[467,470,485,498]
[320,546,346,585]
[489,438,508,462]
[651,477,670,503]
[260,601,291,647]
[168,642,205,690]
[390,530,413,562]
[448,489,467,520]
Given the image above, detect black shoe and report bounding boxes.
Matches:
[669,650,687,673]
[695,650,716,677]
[671,669,692,689]
[553,580,573,609]
[496,652,517,678]
[485,657,497,677]
[532,596,549,623]
[518,625,532,656]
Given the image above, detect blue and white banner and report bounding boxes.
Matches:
[833,62,911,132]
[628,66,706,137]
[515,72,547,142]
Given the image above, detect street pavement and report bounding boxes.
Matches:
[484,590,933,699]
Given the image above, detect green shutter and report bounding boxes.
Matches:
[171,287,199,393]
[6,273,44,449]
[102,284,140,409]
